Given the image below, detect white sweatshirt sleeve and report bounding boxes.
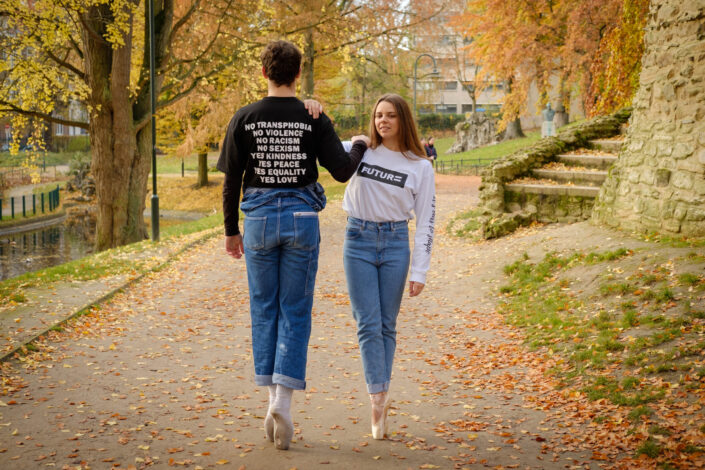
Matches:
[409,161,436,284]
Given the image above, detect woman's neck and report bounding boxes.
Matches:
[382,138,401,152]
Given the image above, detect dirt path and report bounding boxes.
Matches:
[0,175,655,469]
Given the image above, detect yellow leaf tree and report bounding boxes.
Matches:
[0,0,260,249]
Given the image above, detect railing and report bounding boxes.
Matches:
[434,157,496,175]
[0,186,61,221]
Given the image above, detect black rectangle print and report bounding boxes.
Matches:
[356,163,408,188]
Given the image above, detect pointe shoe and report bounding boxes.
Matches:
[271,408,294,450]
[370,392,391,440]
[264,412,274,442]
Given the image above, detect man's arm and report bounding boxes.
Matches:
[218,116,247,258]
[315,113,369,182]
[329,136,369,181]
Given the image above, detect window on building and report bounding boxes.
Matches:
[444,81,458,91]
[55,123,64,136]
[461,104,474,114]
[435,104,457,114]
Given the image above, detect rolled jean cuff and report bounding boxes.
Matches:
[367,381,390,394]
[255,374,273,386]
[273,373,306,391]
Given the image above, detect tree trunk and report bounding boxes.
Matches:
[554,73,570,128]
[84,5,144,250]
[501,77,525,141]
[502,117,525,141]
[359,61,366,132]
[301,28,315,99]
[197,152,208,187]
[82,2,171,250]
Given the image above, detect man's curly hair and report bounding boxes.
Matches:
[260,40,301,86]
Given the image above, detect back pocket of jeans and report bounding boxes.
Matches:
[243,216,266,250]
[293,212,319,250]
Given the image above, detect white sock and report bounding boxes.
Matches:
[268,385,277,408]
[271,384,294,450]
[264,385,276,441]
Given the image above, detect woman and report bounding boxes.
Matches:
[342,94,436,439]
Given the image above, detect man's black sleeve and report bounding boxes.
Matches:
[314,113,367,182]
[329,141,367,182]
[218,117,246,236]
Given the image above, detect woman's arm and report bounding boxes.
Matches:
[409,162,436,293]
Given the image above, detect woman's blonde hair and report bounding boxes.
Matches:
[368,94,430,161]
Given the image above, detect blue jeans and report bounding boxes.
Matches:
[343,216,410,394]
[241,189,322,391]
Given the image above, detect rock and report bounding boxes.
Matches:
[448,114,498,154]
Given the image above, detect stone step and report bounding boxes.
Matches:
[532,169,608,185]
[556,154,617,170]
[505,183,601,197]
[590,139,624,153]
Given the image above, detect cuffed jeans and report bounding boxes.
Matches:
[241,192,321,391]
[343,216,410,394]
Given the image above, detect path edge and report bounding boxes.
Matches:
[0,227,221,363]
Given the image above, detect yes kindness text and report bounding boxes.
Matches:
[245,121,313,184]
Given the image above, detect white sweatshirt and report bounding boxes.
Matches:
[342,144,436,284]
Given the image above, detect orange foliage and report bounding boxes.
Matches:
[451,0,648,125]
[585,0,650,117]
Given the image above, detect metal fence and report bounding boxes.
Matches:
[434,158,495,175]
[0,186,61,221]
[0,165,64,190]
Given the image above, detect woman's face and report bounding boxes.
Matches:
[374,100,400,144]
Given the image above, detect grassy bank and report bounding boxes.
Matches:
[0,211,224,308]
[497,245,705,463]
[434,130,542,162]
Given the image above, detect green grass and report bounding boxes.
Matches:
[160,212,223,238]
[31,182,65,194]
[317,171,348,200]
[154,152,219,174]
[636,438,661,458]
[446,208,483,239]
[678,273,701,286]
[0,211,223,308]
[495,245,704,417]
[0,150,87,167]
[0,207,66,228]
[434,131,541,163]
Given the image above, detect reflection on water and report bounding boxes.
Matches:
[1,215,199,281]
[0,224,94,281]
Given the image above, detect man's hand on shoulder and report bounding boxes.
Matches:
[303,99,323,119]
[351,135,370,146]
[225,234,244,259]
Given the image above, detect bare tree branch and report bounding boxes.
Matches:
[0,100,89,129]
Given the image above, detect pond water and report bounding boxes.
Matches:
[0,224,93,281]
[0,215,199,282]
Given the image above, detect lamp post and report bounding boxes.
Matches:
[148,0,159,242]
[413,54,441,118]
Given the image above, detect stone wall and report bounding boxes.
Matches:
[593,0,705,236]
[478,108,631,238]
[505,192,596,224]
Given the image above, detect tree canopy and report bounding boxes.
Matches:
[450,0,649,128]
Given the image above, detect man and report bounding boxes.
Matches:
[217,40,367,450]
[426,136,438,161]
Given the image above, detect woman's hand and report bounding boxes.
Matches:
[409,281,424,297]
[303,99,323,119]
[351,135,371,146]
